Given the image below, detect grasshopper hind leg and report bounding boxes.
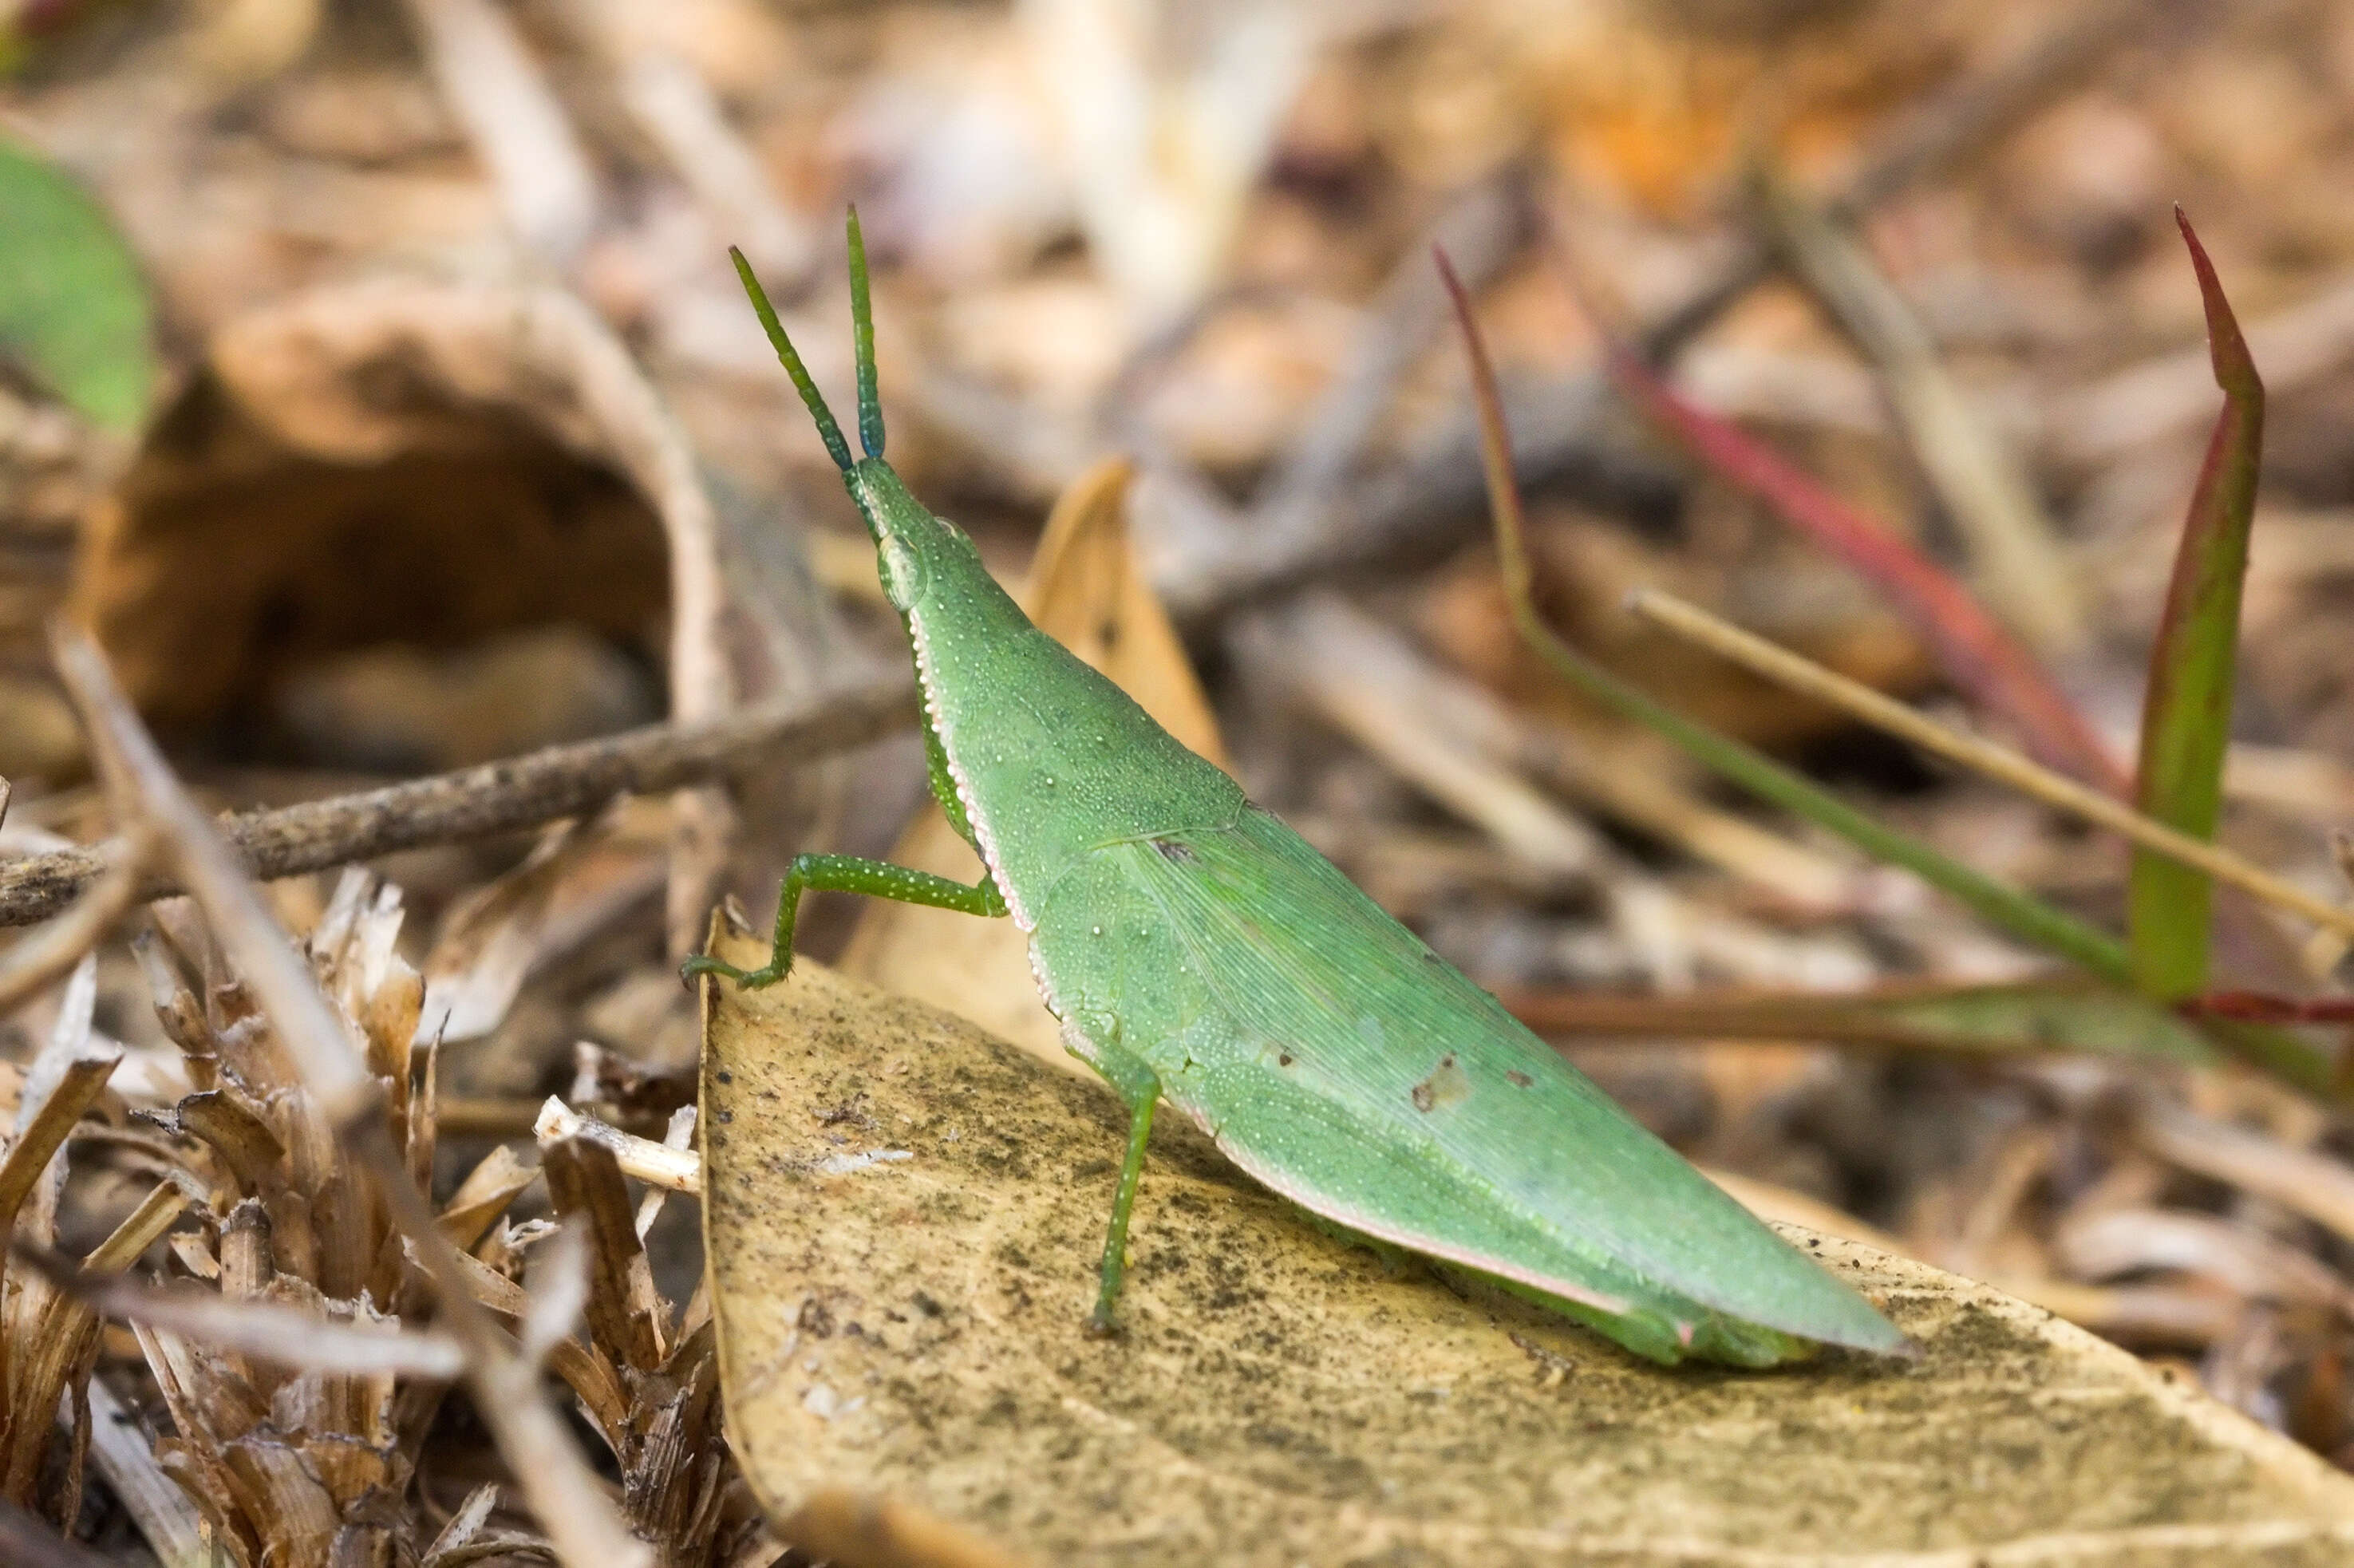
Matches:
[1081,1045,1163,1337]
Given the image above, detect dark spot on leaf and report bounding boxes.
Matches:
[817,1093,870,1127]
[1152,838,1198,863]
[798,1298,836,1337]
[715,1069,733,1083]
[1410,1054,1472,1114]
[911,1290,944,1318]
[1506,1070,1532,1088]
[1278,1053,1294,1068]
[1508,1332,1578,1384]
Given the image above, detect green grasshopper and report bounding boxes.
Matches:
[689,213,1909,1366]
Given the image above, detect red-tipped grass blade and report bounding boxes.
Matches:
[2127,211,2265,999]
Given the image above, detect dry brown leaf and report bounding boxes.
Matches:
[62,274,791,954]
[702,950,2354,1567]
[840,456,1230,1070]
[72,280,708,733]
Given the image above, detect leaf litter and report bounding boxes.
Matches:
[6,0,2354,1562]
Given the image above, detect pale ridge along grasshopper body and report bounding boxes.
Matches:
[689,213,1909,1367]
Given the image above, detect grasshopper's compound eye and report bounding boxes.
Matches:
[880,535,927,611]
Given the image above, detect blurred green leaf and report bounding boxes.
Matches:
[1437,250,2133,984]
[0,140,153,432]
[2200,1019,2337,1100]
[2127,211,2263,999]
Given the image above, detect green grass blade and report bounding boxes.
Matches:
[2198,1020,2336,1100]
[0,140,152,432]
[1436,249,2130,983]
[2127,211,2264,999]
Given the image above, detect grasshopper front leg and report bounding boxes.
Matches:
[682,853,1008,989]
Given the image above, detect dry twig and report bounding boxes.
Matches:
[0,827,160,1016]
[0,672,915,930]
[1645,0,2186,354]
[81,1377,208,1568]
[537,1098,703,1195]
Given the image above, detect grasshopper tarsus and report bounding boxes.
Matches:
[679,956,791,992]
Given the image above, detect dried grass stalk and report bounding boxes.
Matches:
[52,624,658,1568]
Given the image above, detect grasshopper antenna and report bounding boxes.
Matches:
[731,245,855,472]
[846,207,886,460]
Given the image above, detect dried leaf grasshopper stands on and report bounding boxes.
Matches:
[688,212,1909,1367]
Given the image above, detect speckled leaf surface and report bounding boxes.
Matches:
[701,946,2354,1567]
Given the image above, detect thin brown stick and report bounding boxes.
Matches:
[50,624,655,1568]
[1625,587,2354,942]
[16,1243,467,1376]
[0,827,160,1013]
[0,671,916,930]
